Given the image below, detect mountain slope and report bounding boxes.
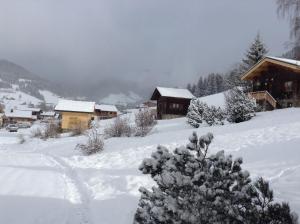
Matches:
[0,59,61,107]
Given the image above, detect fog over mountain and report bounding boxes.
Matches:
[0,0,290,100]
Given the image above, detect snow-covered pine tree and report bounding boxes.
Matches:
[195,77,204,97]
[225,87,256,123]
[203,105,226,126]
[191,84,196,95]
[134,132,298,224]
[187,83,192,93]
[242,32,268,72]
[186,99,208,128]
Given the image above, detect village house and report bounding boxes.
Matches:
[0,113,4,127]
[242,56,300,110]
[150,87,194,119]
[95,104,118,119]
[4,110,37,124]
[55,99,96,130]
[17,106,42,119]
[40,111,56,120]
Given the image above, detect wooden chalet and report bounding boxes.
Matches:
[95,104,118,119]
[55,100,95,130]
[242,56,300,110]
[150,87,194,119]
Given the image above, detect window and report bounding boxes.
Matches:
[254,81,261,87]
[169,103,180,110]
[284,81,293,92]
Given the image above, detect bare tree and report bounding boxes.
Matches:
[135,109,157,137]
[277,0,300,59]
[76,128,104,155]
[104,116,132,138]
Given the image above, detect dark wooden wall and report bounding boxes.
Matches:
[157,97,191,119]
[251,65,300,108]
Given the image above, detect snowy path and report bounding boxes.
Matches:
[46,154,93,224]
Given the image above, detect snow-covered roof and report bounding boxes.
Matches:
[95,104,118,112]
[5,110,37,119]
[55,99,95,113]
[266,56,300,66]
[242,56,300,80]
[154,87,194,99]
[41,111,56,116]
[17,106,41,112]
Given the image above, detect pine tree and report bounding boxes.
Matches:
[134,132,298,224]
[203,105,226,126]
[242,33,268,72]
[195,77,204,97]
[187,83,192,92]
[225,87,256,123]
[186,98,208,128]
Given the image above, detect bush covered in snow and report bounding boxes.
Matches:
[135,109,157,137]
[76,128,104,155]
[104,116,132,138]
[225,88,256,123]
[31,122,61,140]
[134,132,298,224]
[43,122,61,139]
[187,98,226,127]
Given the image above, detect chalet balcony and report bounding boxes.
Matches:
[248,91,277,109]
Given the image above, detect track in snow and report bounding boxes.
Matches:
[45,153,93,224]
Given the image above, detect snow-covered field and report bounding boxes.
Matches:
[0,108,300,223]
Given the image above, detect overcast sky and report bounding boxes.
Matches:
[0,0,290,89]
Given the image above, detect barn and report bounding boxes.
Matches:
[150,87,194,119]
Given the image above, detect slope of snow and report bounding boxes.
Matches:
[0,108,300,223]
[198,91,226,108]
[39,90,61,105]
[0,87,42,109]
[100,91,142,106]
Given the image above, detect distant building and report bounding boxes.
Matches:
[137,100,157,109]
[4,110,37,124]
[95,104,118,119]
[17,106,42,119]
[150,87,194,119]
[0,113,4,127]
[242,56,300,110]
[40,111,56,120]
[55,99,95,130]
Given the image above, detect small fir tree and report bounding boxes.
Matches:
[186,99,208,128]
[225,88,256,123]
[203,105,226,126]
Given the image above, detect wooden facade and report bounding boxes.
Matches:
[58,111,95,130]
[242,57,300,110]
[94,110,117,119]
[94,104,118,120]
[151,87,193,119]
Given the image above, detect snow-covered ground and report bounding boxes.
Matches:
[0,108,300,223]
